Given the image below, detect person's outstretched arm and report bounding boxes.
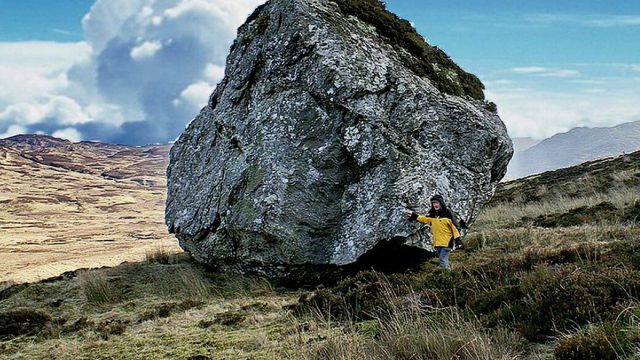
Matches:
[404,209,432,225]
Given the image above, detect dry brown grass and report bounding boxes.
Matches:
[477,187,640,229]
[148,266,212,300]
[144,246,181,264]
[297,276,527,360]
[78,270,122,305]
[0,141,180,283]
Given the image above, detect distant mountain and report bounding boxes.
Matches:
[511,137,541,153]
[0,134,73,150]
[507,120,640,178]
[0,134,171,185]
[0,134,178,283]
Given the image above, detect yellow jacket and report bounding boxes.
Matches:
[414,214,461,248]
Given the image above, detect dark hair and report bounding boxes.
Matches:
[428,194,461,230]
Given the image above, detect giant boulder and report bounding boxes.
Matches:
[165,0,513,277]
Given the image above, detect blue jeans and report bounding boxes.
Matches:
[435,246,451,270]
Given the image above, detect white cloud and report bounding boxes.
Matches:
[582,88,605,94]
[0,96,91,126]
[174,81,214,108]
[540,70,580,78]
[52,127,82,142]
[487,62,640,139]
[51,28,80,37]
[605,63,640,72]
[587,16,640,27]
[0,42,90,105]
[163,0,258,25]
[76,0,266,144]
[0,124,27,139]
[0,41,90,70]
[511,66,547,74]
[486,87,640,139]
[81,0,146,54]
[140,6,154,18]
[569,79,605,85]
[47,96,93,125]
[511,66,580,78]
[204,63,225,82]
[527,14,640,28]
[0,103,45,124]
[0,0,266,145]
[130,40,163,60]
[484,79,515,86]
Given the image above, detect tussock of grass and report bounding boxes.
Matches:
[207,274,274,299]
[95,317,128,340]
[78,271,122,305]
[145,266,212,300]
[477,186,640,229]
[298,276,526,360]
[554,321,640,360]
[138,299,205,323]
[144,247,175,264]
[295,271,418,321]
[302,330,372,360]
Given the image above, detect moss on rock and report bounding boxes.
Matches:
[332,0,486,101]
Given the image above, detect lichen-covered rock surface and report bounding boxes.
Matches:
[165,0,513,277]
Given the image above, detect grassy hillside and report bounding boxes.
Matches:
[1,151,639,359]
[494,149,640,204]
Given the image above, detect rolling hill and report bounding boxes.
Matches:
[0,134,179,283]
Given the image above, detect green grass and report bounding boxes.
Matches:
[554,322,640,360]
[291,152,640,358]
[78,271,122,305]
[3,151,640,358]
[3,224,639,358]
[0,254,295,359]
[493,150,640,205]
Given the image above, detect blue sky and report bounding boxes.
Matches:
[0,0,639,144]
[0,0,92,42]
[387,0,640,139]
[388,0,640,78]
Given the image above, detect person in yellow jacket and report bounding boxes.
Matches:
[405,195,461,270]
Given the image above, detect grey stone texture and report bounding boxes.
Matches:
[165,0,513,276]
